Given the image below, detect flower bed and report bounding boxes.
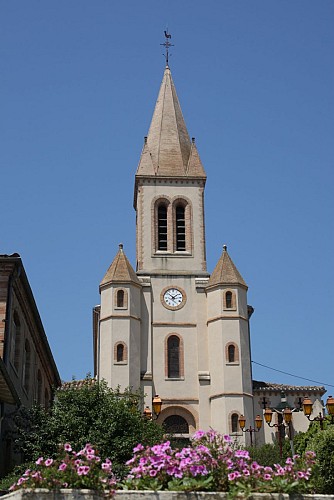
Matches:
[5,431,326,498]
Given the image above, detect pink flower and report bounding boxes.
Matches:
[133,443,144,453]
[35,457,44,465]
[223,434,232,443]
[263,473,272,481]
[77,465,90,476]
[64,443,72,452]
[45,459,53,467]
[58,463,67,471]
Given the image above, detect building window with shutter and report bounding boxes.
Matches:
[157,203,168,250]
[231,413,239,433]
[223,290,236,310]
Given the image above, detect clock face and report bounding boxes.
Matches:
[163,288,183,308]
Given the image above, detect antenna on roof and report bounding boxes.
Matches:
[160,29,174,67]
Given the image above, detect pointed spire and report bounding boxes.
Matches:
[100,243,140,287]
[135,66,206,179]
[207,245,247,289]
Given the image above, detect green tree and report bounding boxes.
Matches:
[294,423,334,494]
[13,378,164,477]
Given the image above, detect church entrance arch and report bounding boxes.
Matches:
[158,405,197,438]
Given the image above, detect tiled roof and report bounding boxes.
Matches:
[207,245,247,288]
[100,244,141,287]
[61,378,96,391]
[253,380,326,393]
[136,66,206,179]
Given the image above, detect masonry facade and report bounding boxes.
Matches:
[93,65,325,443]
[0,253,60,475]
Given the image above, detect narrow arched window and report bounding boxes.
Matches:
[37,370,43,404]
[231,413,239,433]
[168,335,180,378]
[23,339,31,393]
[228,344,235,363]
[117,289,124,308]
[158,204,168,250]
[117,344,124,362]
[175,205,186,251]
[226,291,233,309]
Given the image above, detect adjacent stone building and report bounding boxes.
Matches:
[0,253,60,475]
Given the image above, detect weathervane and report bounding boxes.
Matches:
[160,29,174,66]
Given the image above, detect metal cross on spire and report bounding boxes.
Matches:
[160,29,174,66]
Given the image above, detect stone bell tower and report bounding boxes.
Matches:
[94,51,254,440]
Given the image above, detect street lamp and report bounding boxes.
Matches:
[238,414,263,446]
[302,395,334,430]
[143,395,162,421]
[264,406,292,458]
[152,394,162,417]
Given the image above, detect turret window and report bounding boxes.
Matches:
[223,290,236,310]
[225,342,239,364]
[114,342,128,364]
[114,288,128,309]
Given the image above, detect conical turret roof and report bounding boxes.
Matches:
[136,66,206,179]
[100,244,140,287]
[207,245,247,289]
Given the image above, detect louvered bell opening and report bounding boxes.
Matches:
[158,205,168,250]
[176,205,186,251]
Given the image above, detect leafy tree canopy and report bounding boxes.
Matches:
[13,378,164,477]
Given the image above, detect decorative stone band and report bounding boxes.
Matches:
[207,314,249,325]
[99,314,141,323]
[3,490,334,500]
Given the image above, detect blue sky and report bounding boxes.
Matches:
[1,1,333,391]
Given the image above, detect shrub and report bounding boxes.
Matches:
[306,426,334,494]
[8,443,115,497]
[13,378,164,478]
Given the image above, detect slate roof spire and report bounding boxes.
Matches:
[135,66,206,179]
[207,245,247,289]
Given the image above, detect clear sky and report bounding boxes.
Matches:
[1,1,333,392]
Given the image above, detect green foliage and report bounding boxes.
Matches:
[293,419,328,456]
[246,440,290,468]
[13,379,164,478]
[306,426,334,494]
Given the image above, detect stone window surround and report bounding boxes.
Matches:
[114,341,128,364]
[164,333,184,379]
[152,195,193,256]
[223,289,237,311]
[225,342,240,365]
[114,288,128,310]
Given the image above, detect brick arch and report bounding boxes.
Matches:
[114,341,128,364]
[223,289,237,310]
[164,333,184,378]
[157,405,198,434]
[171,196,193,253]
[225,342,239,364]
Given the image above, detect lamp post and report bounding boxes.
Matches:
[238,414,263,446]
[143,395,162,421]
[302,395,334,430]
[264,406,292,458]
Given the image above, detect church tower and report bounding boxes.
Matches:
[94,53,254,441]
